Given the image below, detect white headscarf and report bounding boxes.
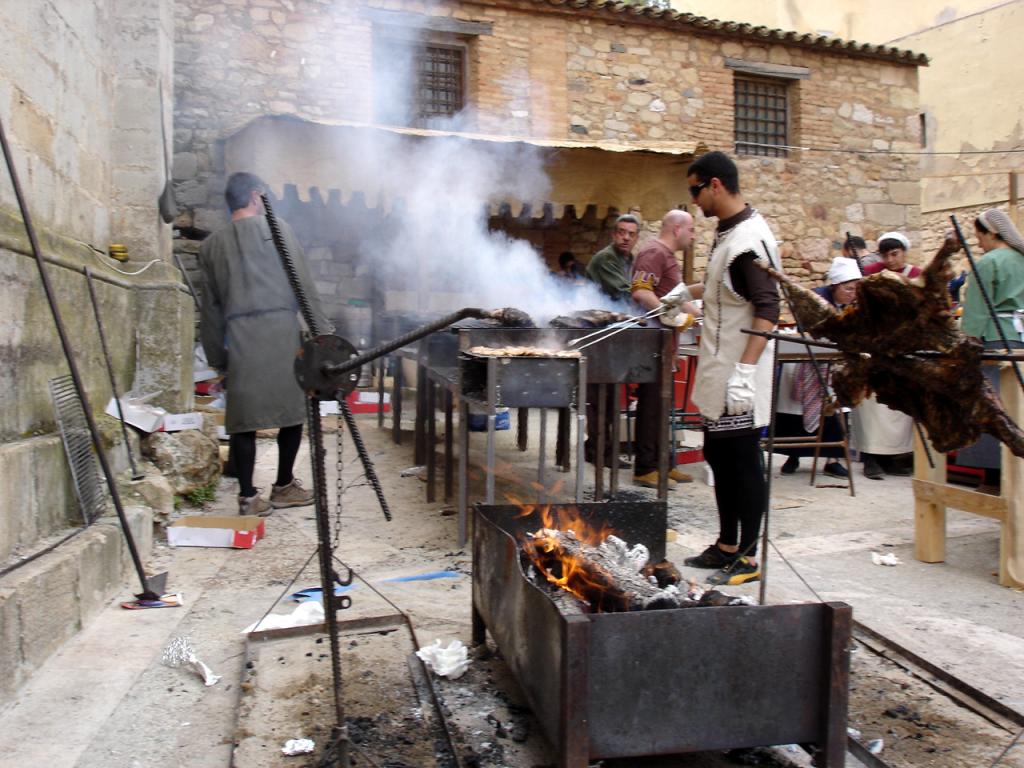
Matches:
[977,209,1024,256]
[877,231,911,252]
[826,256,862,285]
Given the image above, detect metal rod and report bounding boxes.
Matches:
[951,214,1024,393]
[741,329,1024,361]
[537,408,548,503]
[572,309,666,352]
[322,307,493,377]
[339,401,392,521]
[171,249,200,309]
[85,268,143,480]
[307,398,349,767]
[575,359,587,502]
[0,112,160,601]
[567,307,663,348]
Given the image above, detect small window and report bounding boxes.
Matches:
[375,36,467,128]
[734,76,789,157]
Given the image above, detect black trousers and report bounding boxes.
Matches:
[633,382,661,476]
[230,423,304,498]
[702,429,766,557]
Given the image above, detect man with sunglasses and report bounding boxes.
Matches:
[660,151,780,586]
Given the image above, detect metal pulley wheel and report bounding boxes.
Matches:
[295,334,361,400]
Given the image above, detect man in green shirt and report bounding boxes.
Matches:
[582,214,640,469]
[586,214,640,300]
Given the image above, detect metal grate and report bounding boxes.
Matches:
[418,45,464,120]
[49,374,105,525]
[734,77,788,157]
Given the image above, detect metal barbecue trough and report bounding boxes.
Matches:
[472,502,852,768]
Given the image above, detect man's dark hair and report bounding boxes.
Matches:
[687,151,740,194]
[878,237,905,254]
[558,251,576,269]
[616,214,640,228]
[225,172,265,212]
[845,235,867,250]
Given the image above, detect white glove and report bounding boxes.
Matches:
[660,307,695,329]
[725,363,758,415]
[660,283,694,309]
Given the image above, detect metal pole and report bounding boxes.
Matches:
[0,113,160,601]
[84,267,143,481]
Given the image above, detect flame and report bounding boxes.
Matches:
[510,501,625,612]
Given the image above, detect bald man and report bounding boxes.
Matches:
[630,209,699,488]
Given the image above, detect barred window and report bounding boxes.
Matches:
[734,77,788,157]
[419,45,464,119]
[375,37,466,128]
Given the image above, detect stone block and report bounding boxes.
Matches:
[887,181,920,206]
[140,430,220,495]
[16,552,81,674]
[865,203,907,227]
[74,523,124,624]
[0,588,20,703]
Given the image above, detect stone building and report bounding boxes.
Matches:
[675,0,1024,252]
[172,0,926,337]
[0,1,191,708]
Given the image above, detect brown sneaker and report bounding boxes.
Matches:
[239,492,272,517]
[270,478,314,509]
[633,471,677,490]
[669,468,694,483]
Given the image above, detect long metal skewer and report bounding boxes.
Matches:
[572,307,667,351]
[566,306,664,347]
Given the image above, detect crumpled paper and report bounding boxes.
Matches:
[161,636,221,686]
[416,639,470,679]
[871,552,901,566]
[242,601,325,634]
[281,738,316,756]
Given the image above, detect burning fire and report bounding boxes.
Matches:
[510,500,626,612]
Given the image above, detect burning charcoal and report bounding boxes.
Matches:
[641,559,682,588]
[698,589,733,607]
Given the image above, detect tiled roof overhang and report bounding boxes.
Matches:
[525,0,929,66]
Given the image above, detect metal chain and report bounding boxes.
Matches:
[333,414,344,551]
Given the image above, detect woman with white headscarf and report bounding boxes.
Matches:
[962,209,1024,344]
[955,209,1024,480]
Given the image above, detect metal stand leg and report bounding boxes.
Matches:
[486,357,497,504]
[392,355,403,445]
[414,362,428,465]
[610,384,622,496]
[517,407,529,451]
[426,378,437,503]
[575,360,587,503]
[538,409,548,503]
[444,388,454,502]
[458,396,469,548]
[595,385,607,499]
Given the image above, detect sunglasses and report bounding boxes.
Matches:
[688,180,709,199]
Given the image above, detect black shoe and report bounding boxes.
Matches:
[823,462,849,478]
[684,544,737,569]
[707,556,761,586]
[780,455,799,475]
[863,455,884,480]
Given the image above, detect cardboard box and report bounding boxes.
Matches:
[167,516,265,549]
[106,396,166,433]
[161,412,204,431]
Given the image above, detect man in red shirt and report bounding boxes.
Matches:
[630,209,699,487]
[862,231,921,278]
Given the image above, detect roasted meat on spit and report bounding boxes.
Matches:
[760,239,1024,457]
[549,309,632,328]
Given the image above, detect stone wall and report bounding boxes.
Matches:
[0,0,191,708]
[173,0,922,288]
